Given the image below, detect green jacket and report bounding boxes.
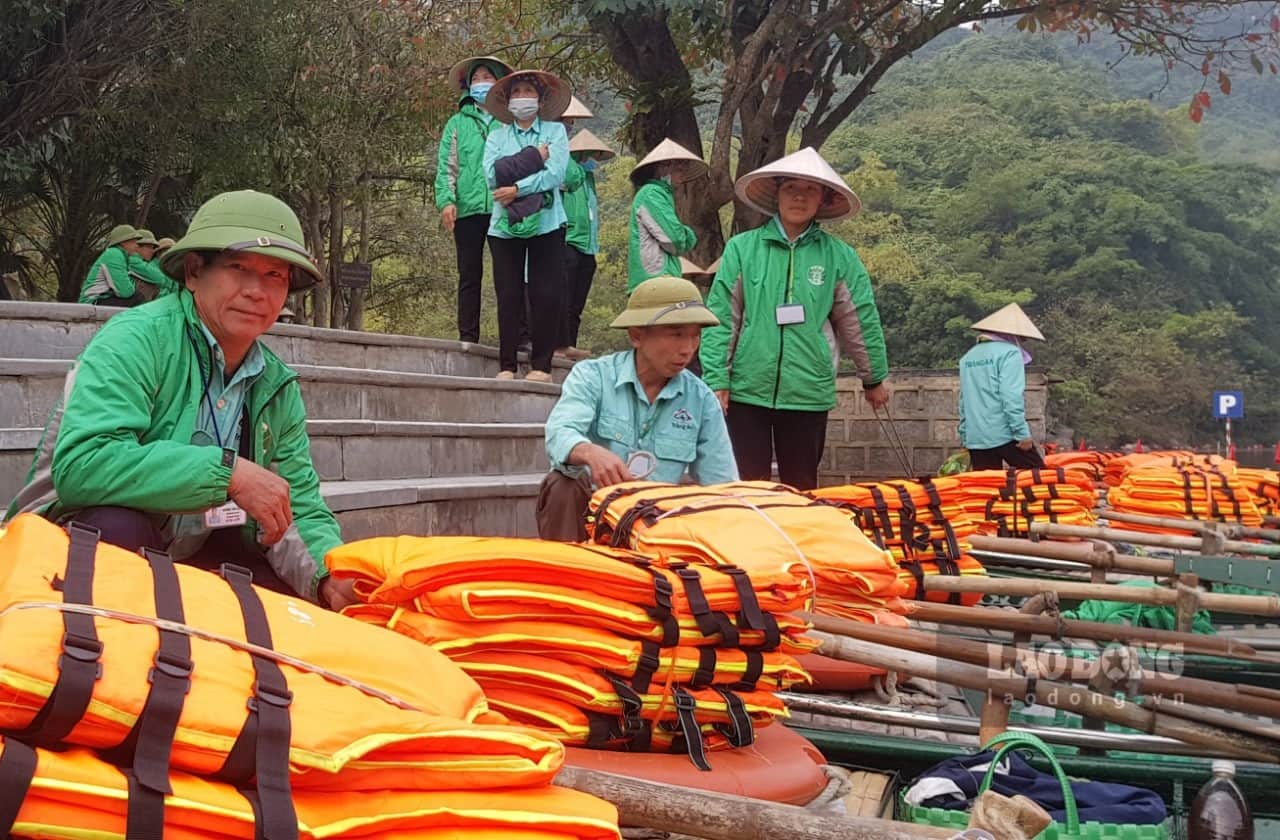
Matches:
[627,179,696,291]
[128,253,180,298]
[5,292,342,602]
[700,219,889,412]
[562,158,598,255]
[435,99,496,219]
[79,245,135,303]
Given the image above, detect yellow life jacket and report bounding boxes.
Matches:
[0,515,564,838]
[0,735,619,840]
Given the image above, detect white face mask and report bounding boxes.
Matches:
[508,97,539,120]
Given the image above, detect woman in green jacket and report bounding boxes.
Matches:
[626,139,703,292]
[558,128,614,359]
[79,224,144,305]
[8,190,353,609]
[435,55,512,342]
[700,147,890,490]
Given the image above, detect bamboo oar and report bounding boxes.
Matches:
[1099,509,1280,542]
[902,601,1268,660]
[1147,695,1280,742]
[553,766,954,839]
[968,534,1172,576]
[1030,522,1280,557]
[807,628,1280,762]
[920,575,1280,617]
[801,613,1280,719]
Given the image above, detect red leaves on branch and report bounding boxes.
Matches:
[1218,71,1231,94]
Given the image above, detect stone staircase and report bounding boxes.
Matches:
[0,301,571,539]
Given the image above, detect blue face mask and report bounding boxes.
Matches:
[581,158,598,172]
[469,82,494,103]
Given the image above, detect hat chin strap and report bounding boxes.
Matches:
[646,300,711,325]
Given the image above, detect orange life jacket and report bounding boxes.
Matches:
[1237,468,1279,516]
[0,515,564,838]
[586,481,909,618]
[947,468,1097,537]
[1107,462,1264,529]
[327,536,814,654]
[0,735,619,840]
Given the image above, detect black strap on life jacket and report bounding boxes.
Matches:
[711,687,755,748]
[11,522,103,747]
[672,687,711,771]
[671,566,739,647]
[217,564,298,840]
[632,641,661,693]
[0,738,37,834]
[690,647,717,690]
[730,650,765,692]
[105,548,194,840]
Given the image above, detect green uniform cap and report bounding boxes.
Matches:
[106,224,141,247]
[610,275,720,329]
[160,190,322,292]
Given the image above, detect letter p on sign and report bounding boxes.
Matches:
[1213,390,1244,419]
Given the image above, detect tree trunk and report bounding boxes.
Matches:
[328,188,346,329]
[134,168,164,227]
[308,188,330,329]
[346,190,368,331]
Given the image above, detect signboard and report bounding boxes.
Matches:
[1212,391,1244,420]
[336,261,372,289]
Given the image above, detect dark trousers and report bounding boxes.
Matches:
[62,505,292,595]
[453,213,489,342]
[535,470,593,541]
[561,247,597,348]
[489,229,565,373]
[726,402,829,491]
[969,441,1046,471]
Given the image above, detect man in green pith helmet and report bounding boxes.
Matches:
[537,275,738,540]
[7,190,355,610]
[79,224,145,306]
[128,228,180,300]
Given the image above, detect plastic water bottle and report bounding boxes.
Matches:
[1189,761,1254,840]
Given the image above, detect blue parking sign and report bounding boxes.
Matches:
[1212,391,1244,419]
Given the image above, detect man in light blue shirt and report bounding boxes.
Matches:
[958,302,1047,470]
[538,276,738,540]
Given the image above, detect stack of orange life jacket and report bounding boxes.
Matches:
[1106,461,1264,532]
[1042,450,1122,484]
[949,468,1097,537]
[0,514,619,840]
[1102,451,1206,487]
[585,481,910,627]
[1237,468,1279,518]
[811,477,986,606]
[326,535,813,771]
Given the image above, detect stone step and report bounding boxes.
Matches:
[322,473,544,540]
[307,420,546,481]
[0,301,571,379]
[0,359,562,427]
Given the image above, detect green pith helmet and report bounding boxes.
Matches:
[160,190,322,292]
[106,224,141,247]
[610,275,720,329]
[134,229,159,246]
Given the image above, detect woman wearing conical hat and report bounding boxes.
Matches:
[958,303,1046,470]
[435,55,513,343]
[699,147,890,491]
[627,139,704,291]
[557,129,615,359]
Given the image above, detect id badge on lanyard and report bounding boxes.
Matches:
[775,303,805,325]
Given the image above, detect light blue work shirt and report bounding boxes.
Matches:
[958,338,1031,450]
[582,168,600,254]
[483,117,569,238]
[168,322,266,556]
[545,350,739,486]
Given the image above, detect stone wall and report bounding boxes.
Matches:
[820,368,1049,485]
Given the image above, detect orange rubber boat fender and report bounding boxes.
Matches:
[564,723,829,807]
[0,736,620,840]
[347,606,812,693]
[0,515,565,839]
[586,481,909,615]
[794,653,887,692]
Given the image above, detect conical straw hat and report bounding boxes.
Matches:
[971,303,1044,341]
[486,69,572,123]
[569,129,615,161]
[630,138,707,185]
[447,55,513,91]
[562,96,593,120]
[735,146,861,221]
